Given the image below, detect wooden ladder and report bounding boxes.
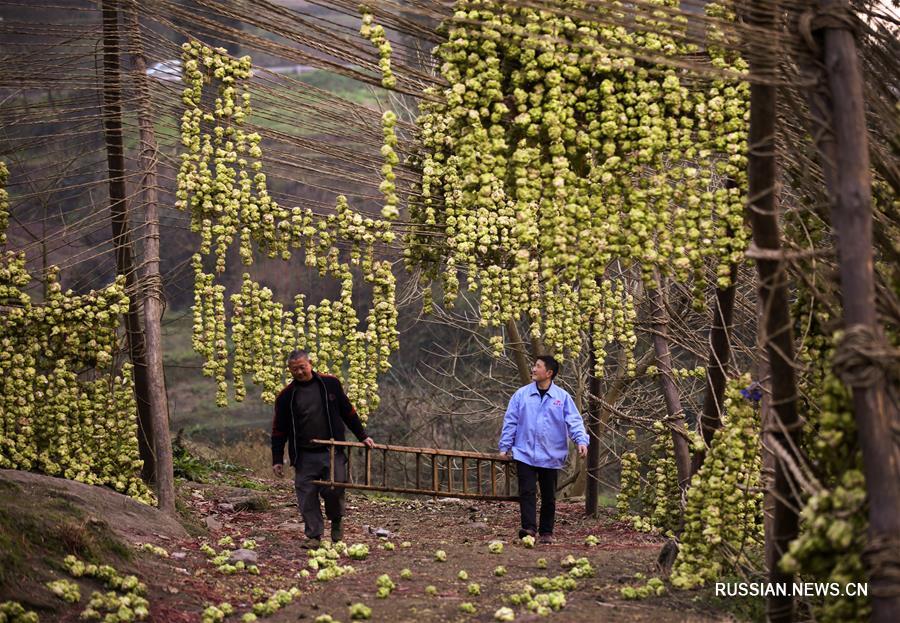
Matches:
[310,439,517,501]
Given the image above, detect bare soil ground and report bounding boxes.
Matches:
[2,470,747,622]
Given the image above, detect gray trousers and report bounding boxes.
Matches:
[293,449,347,539]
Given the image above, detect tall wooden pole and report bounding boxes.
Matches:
[812,2,900,617]
[101,0,155,482]
[746,2,802,620]
[128,1,176,516]
[649,270,692,490]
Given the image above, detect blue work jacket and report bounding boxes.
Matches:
[498,382,589,469]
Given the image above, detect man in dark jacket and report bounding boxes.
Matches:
[272,350,375,547]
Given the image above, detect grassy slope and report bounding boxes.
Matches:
[0,478,131,608]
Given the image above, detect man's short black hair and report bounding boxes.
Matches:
[535,354,560,379]
[287,349,310,363]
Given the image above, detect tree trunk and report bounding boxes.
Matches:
[692,264,737,476]
[649,270,692,490]
[564,357,591,497]
[585,331,602,516]
[747,3,802,618]
[586,348,654,516]
[530,335,546,360]
[814,2,900,617]
[101,0,155,482]
[127,1,176,516]
[506,318,531,385]
[758,295,776,584]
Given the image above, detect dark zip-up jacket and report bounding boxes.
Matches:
[271,371,368,466]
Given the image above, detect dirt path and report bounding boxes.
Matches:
[113,479,734,623]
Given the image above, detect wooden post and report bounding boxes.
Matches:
[649,270,693,490]
[431,453,438,494]
[330,444,336,484]
[100,0,156,488]
[382,448,387,487]
[746,3,801,618]
[504,460,511,497]
[126,0,175,515]
[365,445,372,486]
[415,452,421,489]
[347,447,353,484]
[813,2,900,617]
[447,456,453,493]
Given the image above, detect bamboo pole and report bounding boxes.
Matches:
[814,2,900,617]
[746,3,801,618]
[100,0,155,486]
[127,0,175,516]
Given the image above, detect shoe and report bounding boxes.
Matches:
[302,537,321,549]
[331,518,343,543]
[538,533,553,545]
[518,528,536,539]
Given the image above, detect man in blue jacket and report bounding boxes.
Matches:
[272,350,375,547]
[499,355,588,544]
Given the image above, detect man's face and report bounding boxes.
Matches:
[531,359,553,383]
[288,356,313,381]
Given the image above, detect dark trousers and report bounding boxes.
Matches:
[293,449,347,539]
[516,460,558,536]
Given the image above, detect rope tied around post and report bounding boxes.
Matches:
[798,5,859,57]
[140,273,166,303]
[832,324,900,389]
[862,533,900,598]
